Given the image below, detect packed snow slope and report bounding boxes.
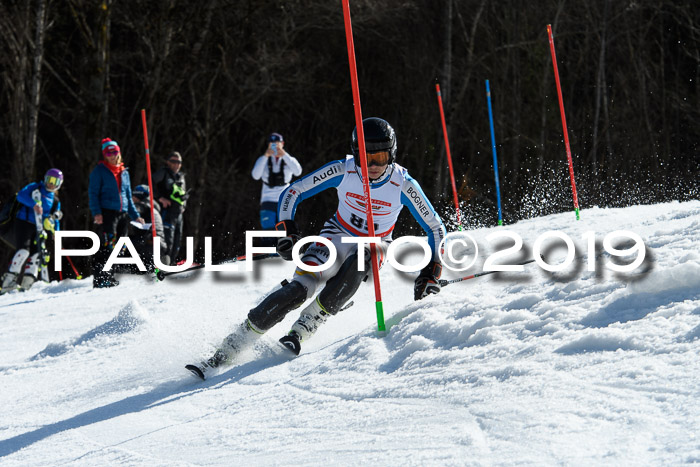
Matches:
[1,200,699,466]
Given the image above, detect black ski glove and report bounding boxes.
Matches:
[414,261,442,300]
[275,219,301,261]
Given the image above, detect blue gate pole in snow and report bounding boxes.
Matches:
[485,80,503,226]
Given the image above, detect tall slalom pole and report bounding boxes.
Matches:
[485,80,503,226]
[547,24,580,220]
[342,0,385,334]
[66,255,82,279]
[435,83,462,229]
[140,109,158,238]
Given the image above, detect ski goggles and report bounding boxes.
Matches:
[44,175,62,191]
[364,151,390,167]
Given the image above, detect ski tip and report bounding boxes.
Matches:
[185,364,206,380]
[278,335,301,356]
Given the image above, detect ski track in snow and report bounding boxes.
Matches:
[0,200,699,465]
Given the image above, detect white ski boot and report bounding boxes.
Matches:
[1,272,18,295]
[279,297,330,355]
[19,253,40,291]
[19,274,37,292]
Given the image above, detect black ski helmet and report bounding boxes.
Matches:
[351,117,397,166]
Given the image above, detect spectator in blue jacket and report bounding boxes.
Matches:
[0,169,63,294]
[88,138,144,288]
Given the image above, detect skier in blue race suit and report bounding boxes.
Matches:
[0,169,63,294]
[188,118,446,379]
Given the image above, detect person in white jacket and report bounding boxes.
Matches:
[251,133,302,230]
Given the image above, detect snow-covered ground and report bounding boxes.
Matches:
[1,200,699,466]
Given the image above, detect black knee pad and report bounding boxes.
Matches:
[248,280,308,331]
[318,253,369,315]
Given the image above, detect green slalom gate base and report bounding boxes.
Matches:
[375,300,386,337]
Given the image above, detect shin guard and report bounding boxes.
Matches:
[317,253,368,315]
[247,280,308,331]
[9,249,30,274]
[23,253,40,279]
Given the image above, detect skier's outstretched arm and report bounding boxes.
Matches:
[277,159,346,223]
[400,174,446,300]
[400,174,446,260]
[275,159,346,260]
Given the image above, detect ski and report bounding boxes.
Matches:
[185,300,355,379]
[279,333,301,356]
[185,347,230,381]
[185,364,206,380]
[29,189,50,286]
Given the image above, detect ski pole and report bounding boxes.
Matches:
[439,257,538,287]
[156,252,279,280]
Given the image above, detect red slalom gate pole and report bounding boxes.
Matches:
[66,255,82,279]
[140,109,158,238]
[547,24,580,220]
[435,83,462,229]
[342,0,385,334]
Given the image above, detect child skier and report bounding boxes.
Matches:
[0,169,63,294]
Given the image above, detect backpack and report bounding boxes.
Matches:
[265,157,287,187]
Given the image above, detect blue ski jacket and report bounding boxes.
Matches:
[88,162,140,219]
[15,181,61,230]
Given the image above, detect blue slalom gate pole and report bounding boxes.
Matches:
[485,80,503,226]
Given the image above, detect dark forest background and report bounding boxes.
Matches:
[1,0,698,275]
